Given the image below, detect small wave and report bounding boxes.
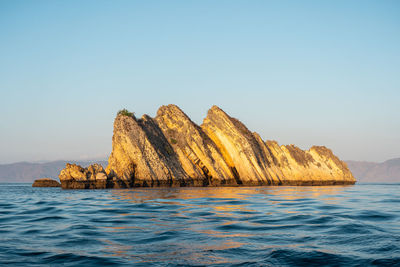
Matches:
[27,215,66,222]
[43,253,123,266]
[353,210,397,221]
[263,249,359,266]
[217,223,301,232]
[135,231,179,244]
[57,237,105,247]
[18,206,60,215]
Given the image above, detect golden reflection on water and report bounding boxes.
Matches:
[110,185,350,202]
[100,185,353,264]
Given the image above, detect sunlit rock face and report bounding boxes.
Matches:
[202,106,275,185]
[59,105,356,189]
[155,105,236,186]
[262,142,356,185]
[105,113,189,187]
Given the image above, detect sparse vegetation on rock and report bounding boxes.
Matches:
[117,108,135,118]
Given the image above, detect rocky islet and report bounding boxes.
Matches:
[32,178,61,187]
[59,105,356,189]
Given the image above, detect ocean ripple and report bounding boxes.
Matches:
[0,184,399,266]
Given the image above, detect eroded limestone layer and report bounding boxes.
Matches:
[59,105,356,188]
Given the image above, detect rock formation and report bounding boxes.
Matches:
[59,105,356,188]
[32,178,61,187]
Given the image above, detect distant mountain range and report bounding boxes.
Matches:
[0,160,108,183]
[0,158,399,183]
[345,158,400,183]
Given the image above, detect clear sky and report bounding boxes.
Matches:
[0,0,399,164]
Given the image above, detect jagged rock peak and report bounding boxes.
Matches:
[202,105,274,185]
[208,105,224,113]
[106,110,190,187]
[155,104,236,186]
[157,104,187,117]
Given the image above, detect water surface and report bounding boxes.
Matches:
[0,183,399,266]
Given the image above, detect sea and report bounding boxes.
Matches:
[0,183,399,266]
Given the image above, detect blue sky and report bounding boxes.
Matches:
[0,0,399,163]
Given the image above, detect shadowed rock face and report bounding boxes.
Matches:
[59,105,356,189]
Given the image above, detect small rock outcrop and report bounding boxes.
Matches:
[32,178,61,187]
[59,163,110,189]
[59,105,356,189]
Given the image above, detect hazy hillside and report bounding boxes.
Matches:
[0,160,108,183]
[346,158,400,183]
[1,158,399,183]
